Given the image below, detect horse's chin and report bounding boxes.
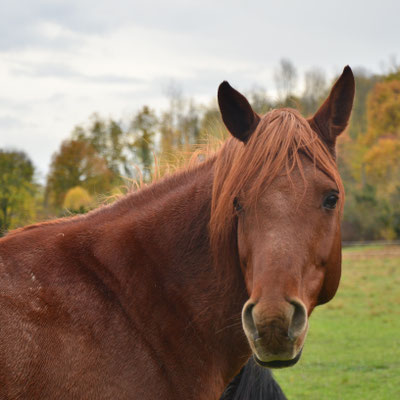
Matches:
[253,348,303,369]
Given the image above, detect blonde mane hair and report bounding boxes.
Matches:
[210,108,344,275]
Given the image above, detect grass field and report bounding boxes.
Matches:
[274,245,400,399]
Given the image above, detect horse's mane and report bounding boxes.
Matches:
[220,358,287,400]
[6,156,215,237]
[210,108,344,282]
[9,108,342,259]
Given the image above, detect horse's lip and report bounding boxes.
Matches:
[253,348,303,369]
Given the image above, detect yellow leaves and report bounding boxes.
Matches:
[365,80,400,145]
[63,186,93,212]
[379,227,397,241]
[340,72,400,241]
[364,138,400,193]
[0,150,38,233]
[46,139,114,210]
[357,79,400,196]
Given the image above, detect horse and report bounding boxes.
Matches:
[0,66,354,399]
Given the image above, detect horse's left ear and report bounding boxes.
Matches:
[218,81,260,143]
[308,66,355,154]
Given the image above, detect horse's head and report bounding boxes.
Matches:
[215,67,354,368]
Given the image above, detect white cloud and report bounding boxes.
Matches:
[0,0,399,179]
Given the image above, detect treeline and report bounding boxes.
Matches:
[1,60,400,241]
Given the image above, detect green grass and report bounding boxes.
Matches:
[342,244,386,252]
[274,247,400,399]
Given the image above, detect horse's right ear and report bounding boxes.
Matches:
[218,81,260,143]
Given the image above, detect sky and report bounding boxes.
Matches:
[1,0,399,181]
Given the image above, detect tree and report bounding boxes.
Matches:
[364,138,400,193]
[159,85,201,160]
[63,186,93,214]
[339,71,400,241]
[160,81,185,156]
[46,140,113,210]
[247,86,272,114]
[199,101,225,140]
[301,67,326,116]
[73,115,130,178]
[0,150,36,235]
[274,58,298,106]
[130,106,158,180]
[342,184,388,241]
[347,69,381,139]
[179,100,200,147]
[364,80,400,144]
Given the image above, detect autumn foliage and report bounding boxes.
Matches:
[340,73,400,240]
[1,61,400,240]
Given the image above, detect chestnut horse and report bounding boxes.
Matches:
[0,67,354,399]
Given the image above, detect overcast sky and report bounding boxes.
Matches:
[1,0,399,181]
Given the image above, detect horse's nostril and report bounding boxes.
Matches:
[242,302,260,340]
[288,299,307,341]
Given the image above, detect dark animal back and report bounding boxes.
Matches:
[220,358,287,400]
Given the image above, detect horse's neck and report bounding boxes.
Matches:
[92,161,250,396]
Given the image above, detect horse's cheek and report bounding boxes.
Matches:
[317,224,342,305]
[237,219,255,296]
[318,256,342,305]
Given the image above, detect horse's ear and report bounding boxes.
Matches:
[218,81,260,143]
[308,66,355,154]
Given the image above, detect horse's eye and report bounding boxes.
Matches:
[233,197,243,213]
[323,193,339,210]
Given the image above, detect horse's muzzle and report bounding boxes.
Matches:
[253,348,303,369]
[241,298,308,368]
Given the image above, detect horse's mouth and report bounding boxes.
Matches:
[253,348,303,369]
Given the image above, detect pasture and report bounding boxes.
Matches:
[274,245,400,399]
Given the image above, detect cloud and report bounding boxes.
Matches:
[1,0,400,181]
[10,61,144,85]
[0,115,24,131]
